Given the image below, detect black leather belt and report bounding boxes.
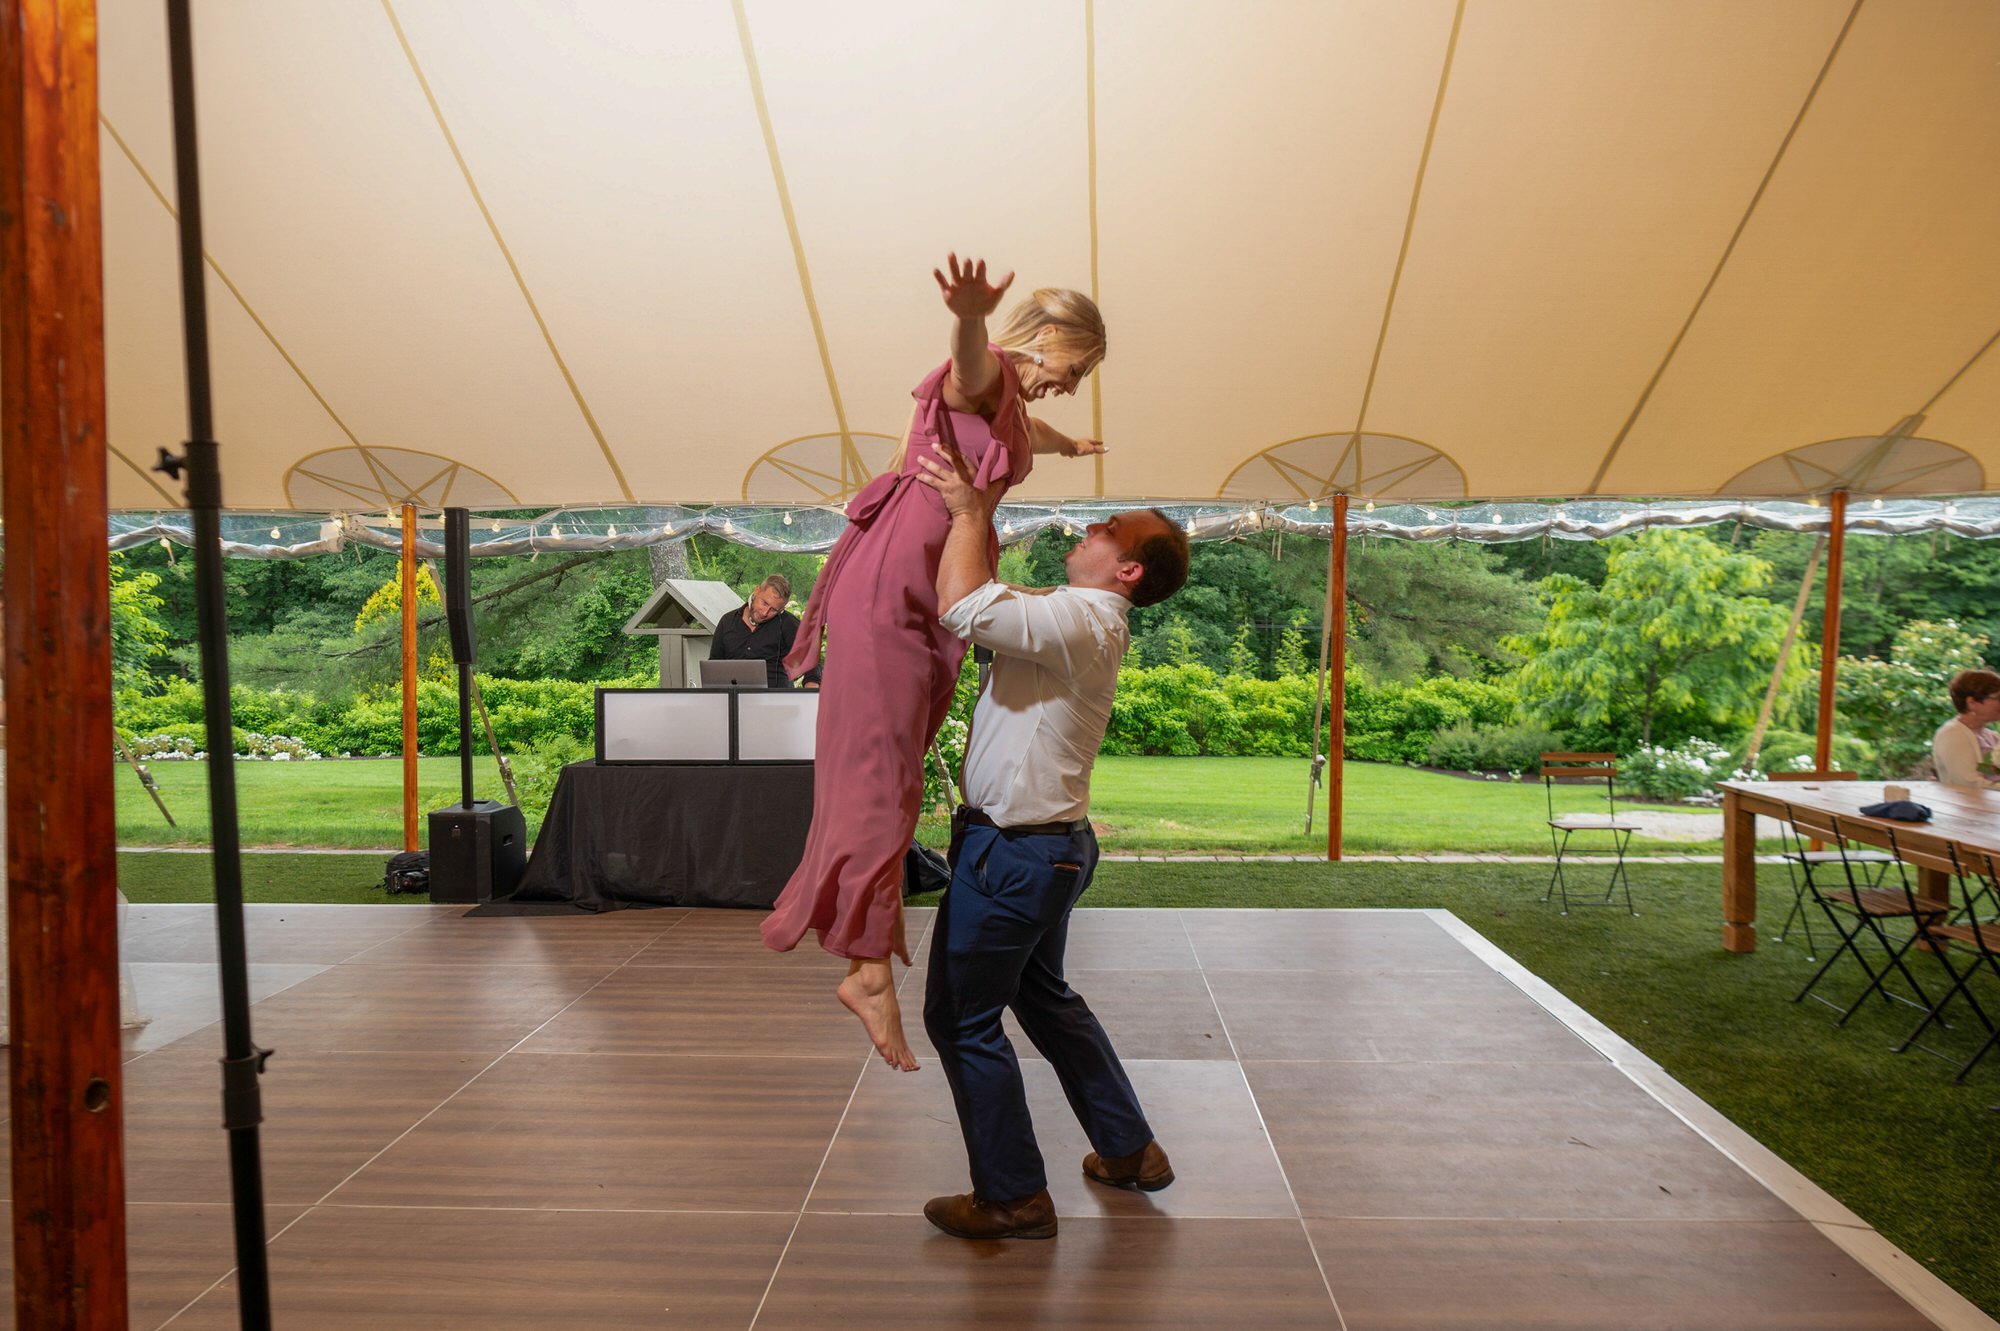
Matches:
[959,807,1092,838]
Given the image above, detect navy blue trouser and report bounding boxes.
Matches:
[923,820,1153,1202]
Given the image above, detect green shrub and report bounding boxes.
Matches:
[513,733,592,828]
[1426,722,1567,774]
[1345,674,1516,764]
[1726,728,1877,779]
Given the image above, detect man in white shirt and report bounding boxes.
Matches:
[912,441,1191,1241]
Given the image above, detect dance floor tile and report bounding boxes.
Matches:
[0,1201,306,1331]
[1000,969,1230,1061]
[224,963,617,1055]
[1246,1061,1798,1222]
[624,909,846,968]
[517,962,871,1058]
[813,1059,1294,1220]
[121,960,333,1056]
[340,917,668,967]
[168,1206,795,1330]
[1182,909,1489,973]
[1306,1218,1936,1330]
[123,903,448,965]
[327,1052,859,1211]
[112,1045,490,1205]
[1051,909,1199,969]
[758,1214,1339,1329]
[1208,967,1602,1063]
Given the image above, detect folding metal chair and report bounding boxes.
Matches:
[1788,806,1947,1024]
[1538,752,1640,915]
[1767,771,1894,959]
[1894,839,2000,1082]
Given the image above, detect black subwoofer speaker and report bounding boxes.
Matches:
[426,800,526,903]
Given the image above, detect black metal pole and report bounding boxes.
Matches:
[460,663,475,809]
[161,5,273,1327]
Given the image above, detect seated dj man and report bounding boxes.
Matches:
[709,574,822,689]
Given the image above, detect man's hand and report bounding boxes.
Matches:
[1063,437,1108,458]
[915,441,1003,526]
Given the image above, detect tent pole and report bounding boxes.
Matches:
[403,505,419,852]
[1328,495,1349,862]
[1743,534,1824,774]
[1813,491,1848,773]
[1,1,132,1322]
[162,2,274,1324]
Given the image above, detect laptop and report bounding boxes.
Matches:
[699,658,769,689]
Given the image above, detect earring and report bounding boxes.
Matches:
[1033,354,1044,366]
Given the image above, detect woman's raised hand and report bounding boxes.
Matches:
[934,253,1014,319]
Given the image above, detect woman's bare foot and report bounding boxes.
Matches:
[838,958,920,1071]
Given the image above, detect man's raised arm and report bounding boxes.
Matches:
[916,442,1004,615]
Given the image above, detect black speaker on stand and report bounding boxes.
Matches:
[427,507,526,903]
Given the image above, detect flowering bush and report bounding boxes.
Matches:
[1621,738,1733,802]
[125,732,205,760]
[119,730,320,760]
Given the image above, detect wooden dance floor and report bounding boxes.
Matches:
[7,902,1986,1329]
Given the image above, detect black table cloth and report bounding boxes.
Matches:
[508,760,813,911]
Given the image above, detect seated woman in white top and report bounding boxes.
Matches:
[1931,668,2000,788]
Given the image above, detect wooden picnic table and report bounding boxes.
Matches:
[1717,779,2000,953]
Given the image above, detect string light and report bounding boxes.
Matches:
[1307,498,1318,513]
[158,537,171,550]
[490,518,503,532]
[1364,501,1375,512]
[607,524,618,537]
[270,526,282,539]
[1871,498,1883,510]
[782,511,793,526]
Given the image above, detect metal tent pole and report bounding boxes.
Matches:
[159,3,272,1324]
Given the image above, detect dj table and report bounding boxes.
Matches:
[508,760,813,911]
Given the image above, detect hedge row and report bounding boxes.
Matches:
[119,666,1521,762]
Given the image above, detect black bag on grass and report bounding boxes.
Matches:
[383,850,431,896]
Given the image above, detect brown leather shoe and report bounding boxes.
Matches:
[1082,1140,1174,1192]
[922,1187,1058,1240]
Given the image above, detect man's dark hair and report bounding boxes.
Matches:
[1123,509,1191,608]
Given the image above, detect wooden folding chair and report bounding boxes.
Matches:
[1538,752,1640,915]
[1788,806,1947,1024]
[1894,839,2000,1082]
[1767,771,1893,958]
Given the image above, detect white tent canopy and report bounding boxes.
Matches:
[66,0,2000,512]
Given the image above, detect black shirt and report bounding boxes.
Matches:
[708,604,821,689]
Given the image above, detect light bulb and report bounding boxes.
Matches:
[1308,499,1318,512]
[1364,501,1375,512]
[723,519,735,533]
[270,526,281,539]
[607,524,618,538]
[490,519,502,531]
[1871,498,1883,509]
[783,511,793,526]
[158,537,170,550]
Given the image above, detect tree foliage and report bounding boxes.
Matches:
[1506,529,1805,747]
[1836,618,1990,776]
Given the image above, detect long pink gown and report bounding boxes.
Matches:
[760,351,1032,962]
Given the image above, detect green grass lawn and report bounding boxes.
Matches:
[119,850,2000,1317]
[117,756,1753,856]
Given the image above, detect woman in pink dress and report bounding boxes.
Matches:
[761,255,1107,1071]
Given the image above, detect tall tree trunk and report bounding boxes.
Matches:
[648,541,689,585]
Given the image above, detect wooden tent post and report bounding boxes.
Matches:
[0,0,132,1322]
[1328,495,1349,861]
[1813,491,1847,773]
[402,505,419,851]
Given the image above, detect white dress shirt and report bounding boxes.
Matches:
[938,580,1130,827]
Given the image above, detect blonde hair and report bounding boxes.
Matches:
[990,288,1105,365]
